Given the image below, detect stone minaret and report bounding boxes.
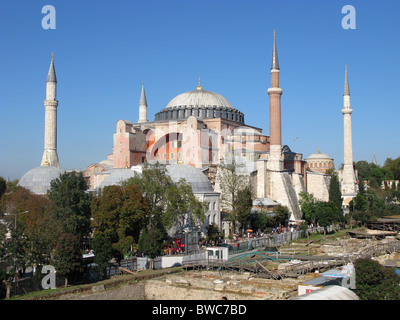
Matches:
[267,30,283,171]
[341,65,356,196]
[138,82,148,123]
[256,31,302,220]
[40,54,60,168]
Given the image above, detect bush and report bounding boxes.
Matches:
[355,258,400,300]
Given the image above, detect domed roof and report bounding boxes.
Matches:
[166,164,214,194]
[166,89,234,110]
[305,149,333,161]
[18,165,64,195]
[154,82,244,124]
[98,168,139,189]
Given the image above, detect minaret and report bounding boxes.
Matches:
[267,30,283,170]
[40,54,60,168]
[341,65,356,196]
[138,82,148,123]
[372,153,377,165]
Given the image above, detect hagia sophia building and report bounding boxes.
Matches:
[18,32,358,236]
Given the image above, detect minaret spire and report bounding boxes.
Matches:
[344,64,350,96]
[46,52,57,83]
[271,29,279,70]
[138,82,148,123]
[41,53,60,168]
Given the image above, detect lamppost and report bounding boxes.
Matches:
[3,211,29,229]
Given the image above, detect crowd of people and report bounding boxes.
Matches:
[163,239,185,255]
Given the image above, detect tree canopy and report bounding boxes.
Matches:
[91,184,150,260]
[355,258,400,300]
[48,172,92,242]
[123,163,206,234]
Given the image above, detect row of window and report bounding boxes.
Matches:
[308,162,334,168]
[155,152,182,160]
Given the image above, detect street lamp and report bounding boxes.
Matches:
[3,211,29,229]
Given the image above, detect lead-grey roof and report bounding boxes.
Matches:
[97,168,139,189]
[18,165,64,195]
[166,164,214,194]
[165,89,234,109]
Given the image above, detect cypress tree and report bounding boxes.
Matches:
[329,172,342,210]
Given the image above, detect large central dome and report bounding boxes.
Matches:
[165,89,234,109]
[154,82,244,124]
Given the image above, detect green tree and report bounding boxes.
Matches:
[123,163,206,233]
[48,172,92,244]
[273,204,290,226]
[233,186,253,231]
[0,186,61,273]
[138,227,164,269]
[355,161,378,182]
[250,211,272,231]
[123,163,173,230]
[314,201,340,234]
[92,234,113,279]
[53,233,83,287]
[355,258,400,300]
[299,192,316,224]
[370,167,394,186]
[0,177,6,200]
[163,178,207,233]
[91,184,150,262]
[328,171,342,211]
[3,224,27,275]
[205,223,219,242]
[384,156,400,181]
[218,158,249,234]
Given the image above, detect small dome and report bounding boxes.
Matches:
[166,164,213,194]
[97,168,139,189]
[18,165,64,195]
[305,149,333,161]
[165,89,234,109]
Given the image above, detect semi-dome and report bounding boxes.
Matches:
[97,168,139,189]
[166,164,213,194]
[155,83,244,124]
[18,165,64,195]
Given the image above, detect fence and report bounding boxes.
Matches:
[228,231,300,255]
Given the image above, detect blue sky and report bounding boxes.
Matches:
[1,0,399,180]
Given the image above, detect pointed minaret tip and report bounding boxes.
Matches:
[344,64,350,96]
[271,30,279,70]
[139,82,147,106]
[46,53,57,83]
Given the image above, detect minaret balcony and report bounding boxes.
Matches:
[267,88,282,95]
[341,108,353,114]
